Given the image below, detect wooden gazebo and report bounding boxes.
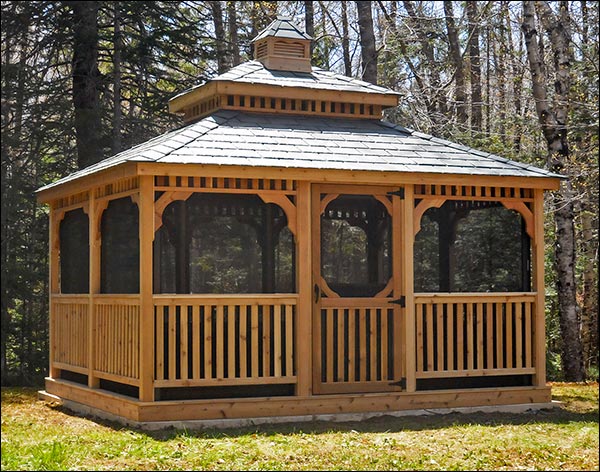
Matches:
[37,17,561,425]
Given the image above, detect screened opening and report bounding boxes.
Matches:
[154,193,295,294]
[414,200,531,292]
[321,195,392,297]
[59,208,89,293]
[100,197,139,293]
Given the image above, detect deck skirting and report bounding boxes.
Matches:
[41,377,552,426]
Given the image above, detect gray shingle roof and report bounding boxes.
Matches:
[170,61,399,103]
[252,16,312,41]
[36,110,562,193]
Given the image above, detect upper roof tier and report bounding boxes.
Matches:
[169,60,400,122]
[169,16,399,123]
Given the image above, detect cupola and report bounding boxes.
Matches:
[252,16,312,72]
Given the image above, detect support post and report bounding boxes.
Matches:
[533,189,546,387]
[402,185,416,392]
[295,181,312,396]
[48,205,60,379]
[139,175,155,401]
[88,192,100,388]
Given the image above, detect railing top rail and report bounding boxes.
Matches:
[414,292,537,302]
[153,293,298,305]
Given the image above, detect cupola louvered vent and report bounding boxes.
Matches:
[273,40,306,58]
[255,41,268,59]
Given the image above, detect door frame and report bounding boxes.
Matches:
[311,183,406,394]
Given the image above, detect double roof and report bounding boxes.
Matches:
[36,16,561,195]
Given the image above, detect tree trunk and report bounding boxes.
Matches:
[341,1,352,77]
[304,1,314,56]
[522,0,585,381]
[581,207,598,370]
[227,1,240,66]
[356,1,377,85]
[112,2,122,155]
[466,1,482,133]
[70,0,103,169]
[443,1,467,125]
[210,1,229,74]
[403,1,448,128]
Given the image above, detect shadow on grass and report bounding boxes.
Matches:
[43,398,599,442]
[5,385,597,441]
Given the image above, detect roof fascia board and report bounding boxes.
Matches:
[36,162,138,204]
[136,162,561,190]
[169,80,399,113]
[169,81,217,113]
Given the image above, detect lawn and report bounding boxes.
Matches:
[1,382,598,471]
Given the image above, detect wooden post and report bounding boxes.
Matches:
[402,185,416,392]
[533,189,546,387]
[88,192,100,388]
[139,175,155,401]
[295,181,312,396]
[48,205,60,379]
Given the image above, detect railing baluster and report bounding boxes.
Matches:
[348,309,356,381]
[525,302,532,368]
[216,305,224,378]
[456,303,464,370]
[337,309,345,381]
[515,302,523,368]
[326,308,334,383]
[192,305,200,379]
[476,302,484,370]
[426,304,434,371]
[168,304,176,380]
[436,303,444,371]
[506,302,513,369]
[496,302,504,369]
[239,305,247,378]
[416,304,424,373]
[369,309,378,380]
[180,305,188,380]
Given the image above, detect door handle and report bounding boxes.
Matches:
[314,283,320,303]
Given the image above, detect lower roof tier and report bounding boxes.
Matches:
[37,109,562,194]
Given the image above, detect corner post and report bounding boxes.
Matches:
[88,191,100,388]
[48,204,59,379]
[402,185,416,392]
[295,181,312,396]
[139,175,155,401]
[533,188,546,387]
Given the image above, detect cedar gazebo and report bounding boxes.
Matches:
[36,17,561,425]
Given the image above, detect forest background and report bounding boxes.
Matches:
[1,0,598,386]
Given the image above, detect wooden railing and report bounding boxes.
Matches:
[153,295,297,387]
[94,296,140,385]
[414,293,536,378]
[52,296,89,374]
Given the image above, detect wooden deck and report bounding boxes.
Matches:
[44,376,551,423]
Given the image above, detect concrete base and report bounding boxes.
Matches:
[38,390,560,431]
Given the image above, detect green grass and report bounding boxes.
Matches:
[1,382,598,471]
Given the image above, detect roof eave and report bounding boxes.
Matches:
[35,161,138,204]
